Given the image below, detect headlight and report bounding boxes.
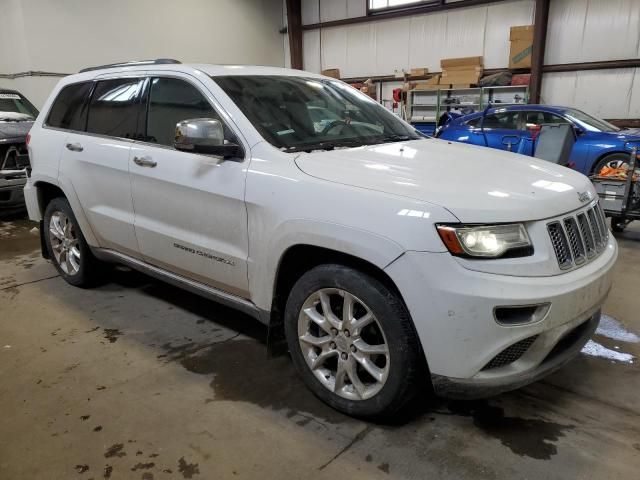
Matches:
[436,224,532,258]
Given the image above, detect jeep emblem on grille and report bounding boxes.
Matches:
[577,191,591,203]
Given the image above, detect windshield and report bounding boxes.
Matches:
[214,75,421,151]
[0,92,39,121]
[563,108,619,132]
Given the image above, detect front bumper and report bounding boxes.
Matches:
[385,235,617,398]
[0,174,26,211]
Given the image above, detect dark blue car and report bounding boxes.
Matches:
[436,105,640,175]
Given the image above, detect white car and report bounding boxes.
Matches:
[24,60,617,418]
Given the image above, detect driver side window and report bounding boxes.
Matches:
[144,77,231,147]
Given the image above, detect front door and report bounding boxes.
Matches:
[129,75,250,297]
[470,110,524,153]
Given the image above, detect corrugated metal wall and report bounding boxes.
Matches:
[301,0,640,118]
[303,0,535,75]
[541,0,640,118]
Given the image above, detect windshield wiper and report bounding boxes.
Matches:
[374,134,415,143]
[283,139,368,153]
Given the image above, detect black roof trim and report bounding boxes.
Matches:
[79,59,181,73]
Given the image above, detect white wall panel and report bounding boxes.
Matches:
[407,12,449,71]
[444,8,487,59]
[375,18,412,74]
[321,27,349,72]
[302,0,366,25]
[302,0,321,25]
[1,0,285,107]
[542,69,638,119]
[346,23,377,77]
[546,0,640,64]
[484,1,534,68]
[303,30,322,72]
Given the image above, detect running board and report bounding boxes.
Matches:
[92,248,262,322]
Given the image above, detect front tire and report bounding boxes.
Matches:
[284,264,424,419]
[44,197,100,287]
[610,216,627,233]
[592,153,630,176]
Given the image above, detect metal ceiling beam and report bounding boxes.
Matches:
[302,0,507,30]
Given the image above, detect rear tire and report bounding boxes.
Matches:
[284,264,424,419]
[43,197,101,287]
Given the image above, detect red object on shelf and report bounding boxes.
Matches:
[511,74,531,86]
[392,88,402,102]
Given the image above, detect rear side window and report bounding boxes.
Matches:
[468,111,520,130]
[86,78,145,139]
[144,77,222,147]
[46,82,92,130]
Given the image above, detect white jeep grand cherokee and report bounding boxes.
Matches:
[24,60,617,418]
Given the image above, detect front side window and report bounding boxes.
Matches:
[46,82,92,130]
[144,77,228,147]
[214,75,421,151]
[86,78,145,138]
[0,92,39,122]
[468,111,520,130]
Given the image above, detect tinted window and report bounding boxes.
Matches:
[145,77,223,147]
[468,111,520,130]
[86,78,144,138]
[523,111,570,127]
[46,82,92,130]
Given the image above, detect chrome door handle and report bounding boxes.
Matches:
[133,156,157,167]
[65,142,83,152]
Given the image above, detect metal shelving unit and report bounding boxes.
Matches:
[408,85,529,123]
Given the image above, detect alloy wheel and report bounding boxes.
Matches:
[49,211,81,276]
[297,288,390,401]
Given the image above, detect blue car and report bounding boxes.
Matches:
[436,104,640,175]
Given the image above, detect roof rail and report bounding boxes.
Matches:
[79,59,181,73]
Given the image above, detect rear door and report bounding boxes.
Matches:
[129,74,250,297]
[58,76,145,257]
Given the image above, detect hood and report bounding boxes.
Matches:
[0,120,33,141]
[294,138,596,223]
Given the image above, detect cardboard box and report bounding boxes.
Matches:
[321,68,341,79]
[441,70,481,85]
[440,56,483,69]
[425,74,440,85]
[409,67,429,77]
[509,25,533,69]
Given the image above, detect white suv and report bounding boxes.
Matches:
[24,60,617,418]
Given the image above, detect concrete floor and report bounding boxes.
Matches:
[1,212,639,480]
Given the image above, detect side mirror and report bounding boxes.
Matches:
[573,125,586,136]
[174,118,242,159]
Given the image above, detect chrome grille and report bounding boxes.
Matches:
[547,202,608,271]
[563,217,586,265]
[576,213,597,258]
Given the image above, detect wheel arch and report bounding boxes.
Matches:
[32,179,99,248]
[590,150,630,174]
[265,243,417,359]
